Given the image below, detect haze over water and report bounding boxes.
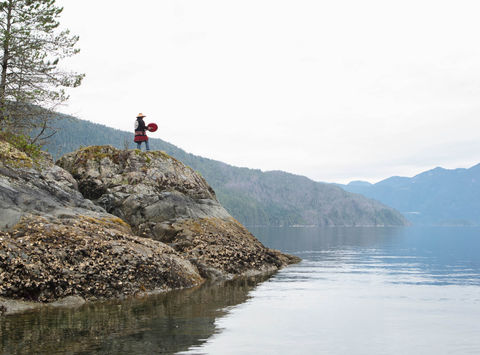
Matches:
[183,227,480,355]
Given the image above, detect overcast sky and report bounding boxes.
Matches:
[56,0,480,183]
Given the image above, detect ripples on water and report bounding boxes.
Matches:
[2,227,480,354]
[183,227,480,355]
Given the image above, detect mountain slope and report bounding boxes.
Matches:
[342,165,480,225]
[41,115,407,226]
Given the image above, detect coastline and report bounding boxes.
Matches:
[0,143,299,312]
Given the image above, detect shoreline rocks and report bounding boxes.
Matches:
[0,216,202,303]
[171,217,299,279]
[57,146,300,279]
[0,141,108,230]
[0,143,299,312]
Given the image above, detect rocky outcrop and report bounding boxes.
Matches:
[0,142,203,306]
[56,146,231,240]
[168,218,296,278]
[0,141,107,230]
[0,216,201,302]
[57,146,299,279]
[0,142,298,310]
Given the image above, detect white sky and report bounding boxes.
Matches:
[56,0,480,183]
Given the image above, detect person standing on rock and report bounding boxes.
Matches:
[134,113,150,151]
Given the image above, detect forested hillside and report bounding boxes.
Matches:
[41,115,407,227]
[343,165,480,226]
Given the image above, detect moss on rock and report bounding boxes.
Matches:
[0,141,34,168]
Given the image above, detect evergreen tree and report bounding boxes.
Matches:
[0,0,83,142]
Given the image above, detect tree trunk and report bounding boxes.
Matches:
[0,0,13,124]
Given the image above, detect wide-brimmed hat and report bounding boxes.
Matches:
[136,113,146,118]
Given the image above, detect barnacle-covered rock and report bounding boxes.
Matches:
[0,142,203,307]
[0,216,202,303]
[58,146,299,279]
[171,218,299,278]
[0,142,299,311]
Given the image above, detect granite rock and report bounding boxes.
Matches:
[57,146,299,279]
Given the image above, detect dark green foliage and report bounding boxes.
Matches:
[0,0,83,142]
[41,114,407,227]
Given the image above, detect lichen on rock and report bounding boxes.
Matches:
[0,140,33,168]
[0,141,106,230]
[0,142,298,311]
[58,145,299,280]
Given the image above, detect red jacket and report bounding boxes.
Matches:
[134,117,148,142]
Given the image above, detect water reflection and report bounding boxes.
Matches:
[251,226,480,286]
[0,274,272,354]
[3,227,480,355]
[249,226,405,251]
[183,227,480,355]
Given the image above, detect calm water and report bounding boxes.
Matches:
[183,227,480,355]
[1,227,480,354]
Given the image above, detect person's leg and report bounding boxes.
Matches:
[145,140,150,151]
[136,142,141,150]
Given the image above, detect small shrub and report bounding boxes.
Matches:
[0,131,42,159]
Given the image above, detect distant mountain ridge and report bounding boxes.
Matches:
[342,165,480,225]
[40,115,408,227]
